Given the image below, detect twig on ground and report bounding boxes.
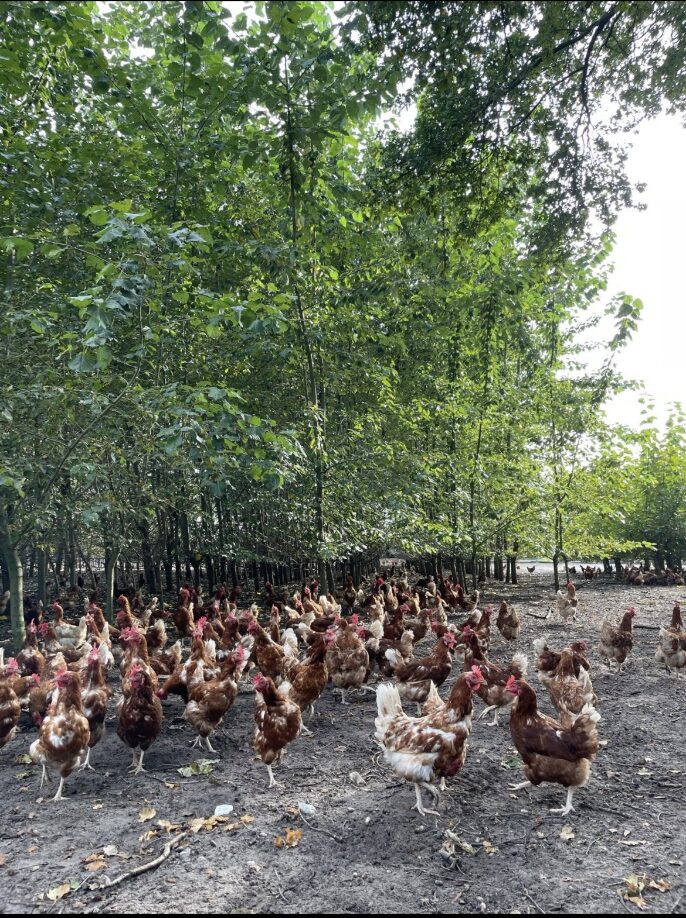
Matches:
[96,831,190,891]
[524,889,544,913]
[299,813,343,843]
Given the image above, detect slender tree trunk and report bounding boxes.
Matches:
[36,546,48,607]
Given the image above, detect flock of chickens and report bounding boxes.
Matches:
[0,572,682,821]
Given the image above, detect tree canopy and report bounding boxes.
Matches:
[1,0,685,645]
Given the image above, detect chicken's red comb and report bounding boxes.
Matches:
[471,665,484,679]
[89,643,100,661]
[505,675,517,689]
[5,657,19,671]
[350,613,359,625]
[120,626,140,642]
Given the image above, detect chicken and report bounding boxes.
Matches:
[599,607,635,672]
[367,627,414,679]
[527,565,536,575]
[552,590,578,624]
[384,632,457,712]
[374,667,486,817]
[184,645,248,753]
[545,649,597,725]
[462,628,528,726]
[29,669,90,801]
[16,620,46,677]
[342,575,358,611]
[253,673,302,788]
[282,635,328,732]
[533,637,592,689]
[324,617,370,704]
[81,642,111,770]
[117,662,163,774]
[173,599,195,639]
[51,603,88,648]
[655,601,686,676]
[0,655,21,748]
[472,604,492,652]
[119,627,159,692]
[507,677,601,816]
[150,639,183,678]
[248,618,286,681]
[496,600,521,642]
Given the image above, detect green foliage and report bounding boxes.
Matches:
[0,0,684,646]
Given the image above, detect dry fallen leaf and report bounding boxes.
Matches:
[0,854,7,867]
[102,845,119,857]
[138,807,156,823]
[560,826,575,842]
[92,803,103,811]
[46,884,71,902]
[274,827,303,849]
[648,879,671,893]
[15,754,32,765]
[240,815,254,825]
[482,839,499,856]
[139,829,159,843]
[85,859,106,873]
[157,820,183,833]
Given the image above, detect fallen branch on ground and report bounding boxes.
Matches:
[96,831,190,892]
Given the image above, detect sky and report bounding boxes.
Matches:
[599,113,686,429]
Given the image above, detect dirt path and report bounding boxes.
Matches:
[0,576,684,914]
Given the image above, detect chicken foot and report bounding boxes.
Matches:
[550,787,575,816]
[411,782,440,817]
[128,749,147,775]
[509,780,532,792]
[51,776,65,802]
[478,704,500,726]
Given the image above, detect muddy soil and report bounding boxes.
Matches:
[0,575,684,915]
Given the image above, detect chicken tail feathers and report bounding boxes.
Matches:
[510,652,528,679]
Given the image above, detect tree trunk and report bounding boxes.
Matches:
[36,546,48,607]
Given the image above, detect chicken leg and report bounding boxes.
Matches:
[52,777,65,802]
[266,764,284,789]
[411,782,439,817]
[550,787,575,816]
[202,736,217,753]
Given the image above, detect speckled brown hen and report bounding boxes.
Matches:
[375,668,485,816]
[253,673,302,788]
[30,669,90,801]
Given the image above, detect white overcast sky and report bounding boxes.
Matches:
[600,113,686,428]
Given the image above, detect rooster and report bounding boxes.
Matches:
[253,673,302,788]
[507,677,601,816]
[30,669,90,801]
[599,608,635,672]
[375,667,486,817]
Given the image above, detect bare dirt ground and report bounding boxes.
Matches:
[0,574,684,915]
